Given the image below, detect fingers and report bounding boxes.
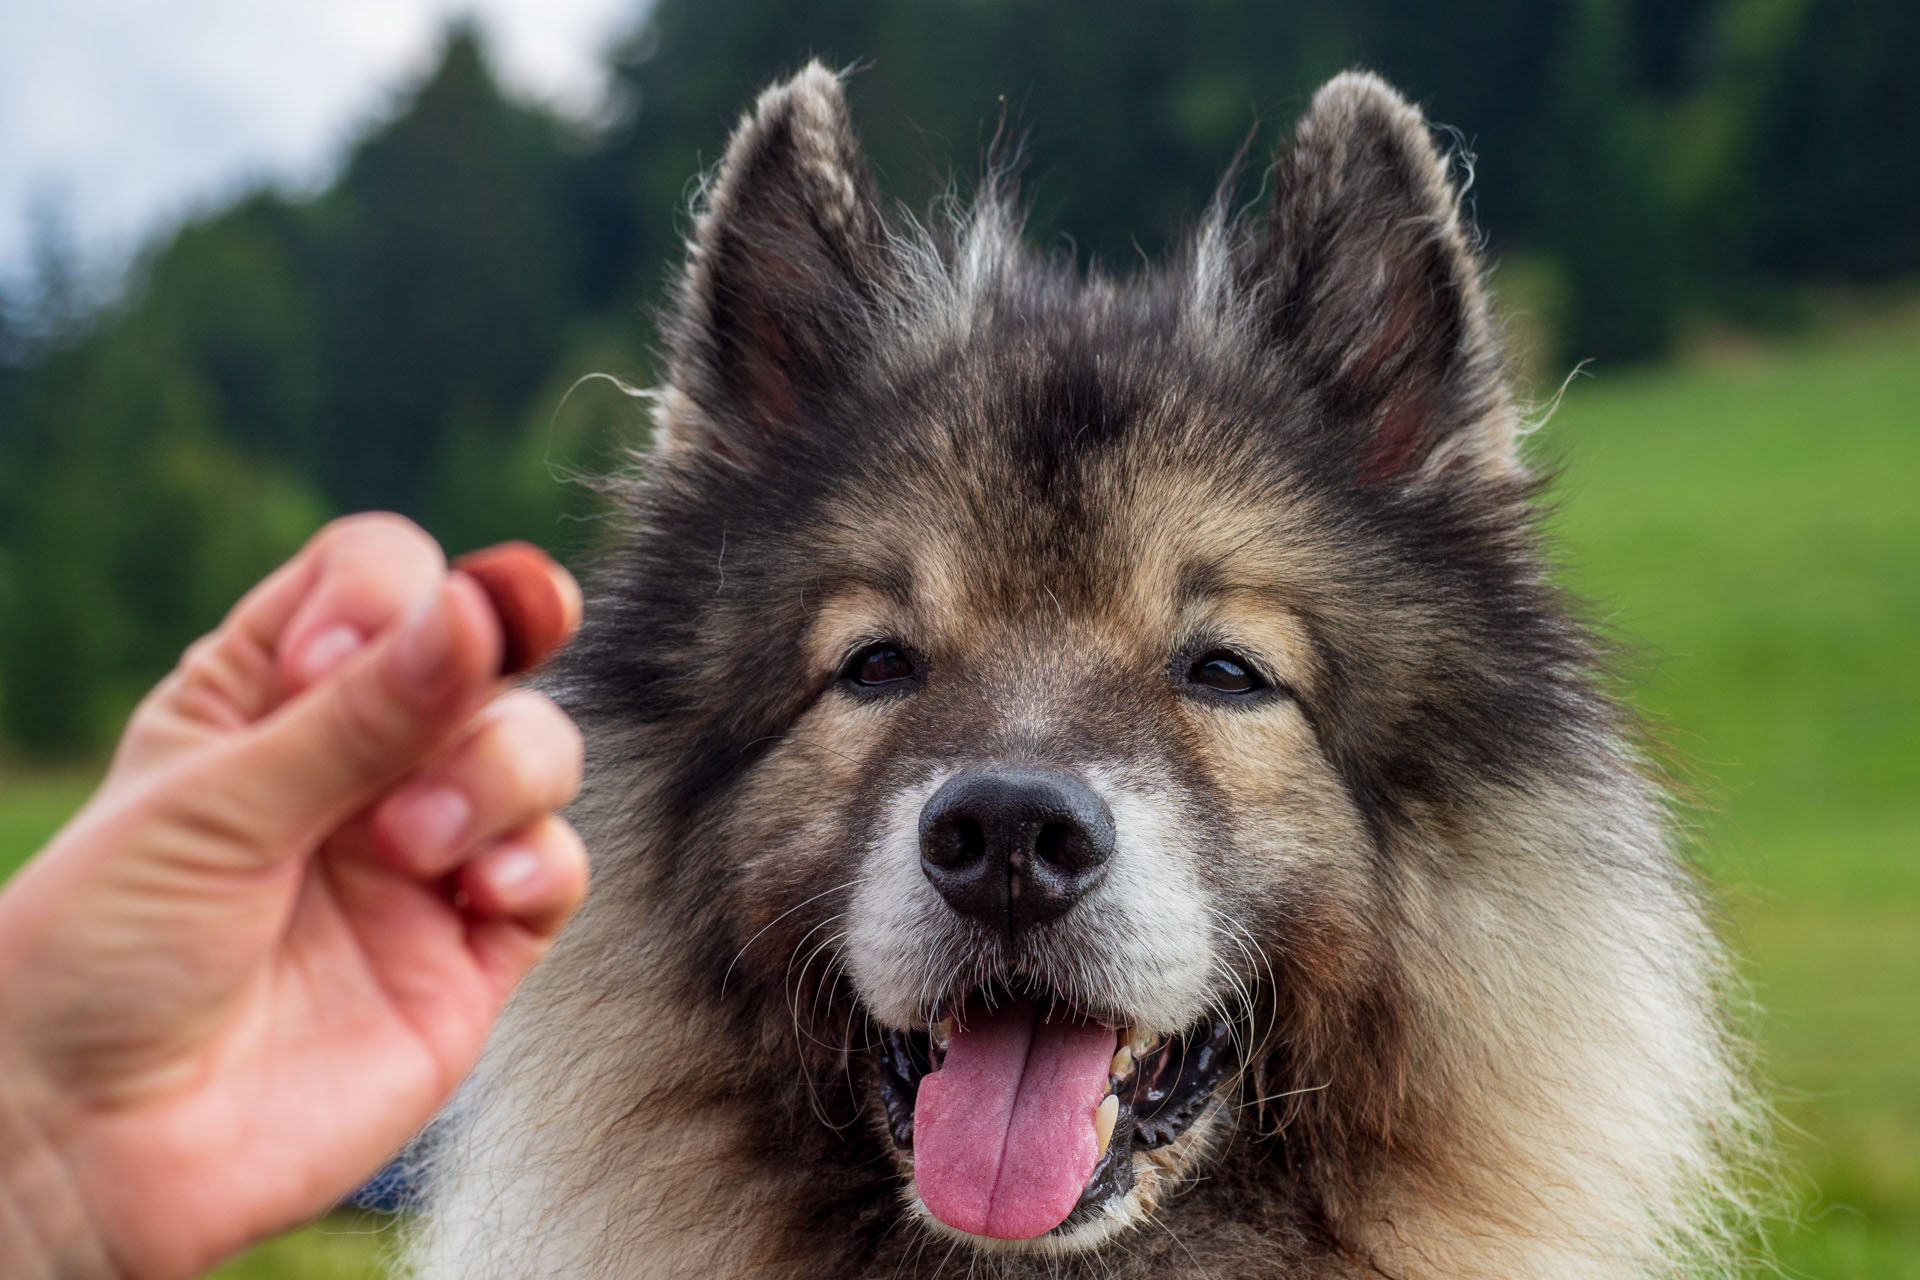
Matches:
[459,816,591,995]
[147,513,586,868]
[461,815,590,932]
[368,690,584,878]
[134,514,445,739]
[157,515,577,736]
[276,514,447,692]
[202,573,506,856]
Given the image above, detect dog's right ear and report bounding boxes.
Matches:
[658,62,896,461]
[1238,72,1517,488]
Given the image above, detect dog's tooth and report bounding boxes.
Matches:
[931,1017,953,1049]
[1093,1094,1119,1157]
[1127,1026,1155,1057]
[1109,1045,1134,1079]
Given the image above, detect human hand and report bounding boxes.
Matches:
[0,514,587,1279]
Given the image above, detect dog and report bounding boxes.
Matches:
[412,63,1758,1278]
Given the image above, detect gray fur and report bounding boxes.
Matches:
[411,63,1763,1279]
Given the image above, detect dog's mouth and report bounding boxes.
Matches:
[874,984,1234,1242]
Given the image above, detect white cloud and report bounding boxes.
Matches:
[0,0,639,291]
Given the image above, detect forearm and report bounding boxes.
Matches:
[0,1064,117,1279]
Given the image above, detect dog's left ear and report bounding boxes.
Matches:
[1247,72,1516,486]
[659,61,896,460]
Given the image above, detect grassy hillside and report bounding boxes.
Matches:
[1,305,1915,1275]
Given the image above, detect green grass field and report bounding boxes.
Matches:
[1,306,1914,1276]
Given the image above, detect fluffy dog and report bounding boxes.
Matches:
[414,63,1758,1278]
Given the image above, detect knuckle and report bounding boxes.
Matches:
[318,510,418,544]
[543,702,587,795]
[169,630,273,717]
[532,817,592,897]
[318,672,410,780]
[177,632,222,675]
[549,817,589,870]
[121,682,173,741]
[486,737,544,807]
[316,512,445,574]
[489,692,584,805]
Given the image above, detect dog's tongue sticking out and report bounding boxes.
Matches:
[913,999,1116,1239]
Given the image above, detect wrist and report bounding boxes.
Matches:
[0,1057,117,1279]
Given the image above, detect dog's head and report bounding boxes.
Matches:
[567,63,1606,1255]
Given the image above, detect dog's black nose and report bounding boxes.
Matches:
[918,768,1115,937]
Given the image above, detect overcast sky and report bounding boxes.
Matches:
[0,0,640,292]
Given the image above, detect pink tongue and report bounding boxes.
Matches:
[912,999,1118,1240]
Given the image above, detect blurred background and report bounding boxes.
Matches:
[0,1,1913,1275]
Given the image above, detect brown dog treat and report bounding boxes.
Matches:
[453,542,581,677]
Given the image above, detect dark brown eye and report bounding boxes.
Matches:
[1187,651,1265,695]
[843,643,915,687]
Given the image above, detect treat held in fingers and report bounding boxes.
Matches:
[453,542,582,677]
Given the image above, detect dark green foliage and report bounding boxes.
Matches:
[319,23,579,517]
[136,194,324,467]
[1743,0,1920,281]
[1528,0,1680,362]
[0,1,1914,753]
[0,289,327,751]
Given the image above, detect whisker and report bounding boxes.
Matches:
[1236,1080,1331,1110]
[721,877,859,996]
[741,733,863,768]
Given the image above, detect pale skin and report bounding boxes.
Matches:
[0,513,589,1279]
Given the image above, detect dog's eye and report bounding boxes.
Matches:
[1186,651,1266,696]
[843,643,915,687]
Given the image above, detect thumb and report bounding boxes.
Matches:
[194,573,505,859]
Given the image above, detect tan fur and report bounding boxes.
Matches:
[412,62,1762,1280]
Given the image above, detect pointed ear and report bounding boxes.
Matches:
[659,62,896,459]
[1252,72,1516,486]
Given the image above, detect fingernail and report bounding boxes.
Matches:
[381,786,471,863]
[290,624,365,685]
[481,846,543,904]
[387,590,455,699]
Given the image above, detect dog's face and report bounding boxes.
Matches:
[565,65,1599,1256]
[745,417,1389,1247]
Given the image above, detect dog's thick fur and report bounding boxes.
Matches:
[413,65,1758,1278]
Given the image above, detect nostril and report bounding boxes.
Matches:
[1032,821,1079,871]
[948,821,983,871]
[959,819,985,865]
[925,816,986,870]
